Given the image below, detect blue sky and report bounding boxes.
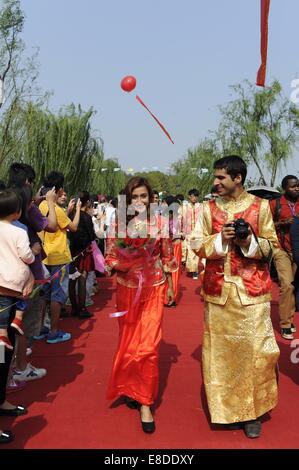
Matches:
[21,0,299,180]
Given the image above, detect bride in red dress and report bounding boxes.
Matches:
[105,177,177,433]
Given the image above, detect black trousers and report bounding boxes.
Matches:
[0,311,16,405]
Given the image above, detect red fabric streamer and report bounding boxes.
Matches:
[256,0,271,87]
[136,95,174,144]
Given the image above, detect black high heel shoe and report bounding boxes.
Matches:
[140,406,155,434]
[0,405,27,417]
[141,420,155,434]
[0,430,14,444]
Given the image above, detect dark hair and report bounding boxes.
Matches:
[78,190,90,207]
[122,177,153,224]
[281,175,298,190]
[153,190,159,197]
[164,195,176,206]
[89,194,98,206]
[213,155,247,184]
[188,188,199,197]
[0,189,22,218]
[110,197,118,208]
[123,176,154,206]
[211,185,218,194]
[175,194,184,202]
[12,185,33,225]
[43,171,64,192]
[8,163,36,187]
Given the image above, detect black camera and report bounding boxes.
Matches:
[231,218,249,240]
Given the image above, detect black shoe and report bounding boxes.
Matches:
[243,419,261,438]
[141,420,155,434]
[140,406,155,433]
[0,430,14,444]
[78,309,93,319]
[281,328,294,340]
[124,396,140,409]
[0,405,27,417]
[164,301,176,308]
[224,422,243,430]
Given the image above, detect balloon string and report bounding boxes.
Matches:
[136,95,174,144]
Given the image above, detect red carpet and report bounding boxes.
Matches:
[1,274,298,449]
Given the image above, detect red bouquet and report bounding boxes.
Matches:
[117,236,152,251]
[115,234,156,274]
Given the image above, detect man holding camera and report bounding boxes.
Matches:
[192,156,279,438]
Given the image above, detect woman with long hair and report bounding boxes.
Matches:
[105,177,177,433]
[68,191,96,318]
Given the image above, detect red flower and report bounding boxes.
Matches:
[124,237,131,245]
[131,238,147,249]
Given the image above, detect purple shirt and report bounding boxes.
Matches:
[26,205,48,280]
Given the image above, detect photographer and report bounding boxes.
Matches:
[68,191,96,318]
[39,172,81,344]
[191,156,279,439]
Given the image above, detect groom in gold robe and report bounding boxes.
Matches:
[192,155,280,439]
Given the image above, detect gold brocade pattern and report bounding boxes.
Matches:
[203,284,279,424]
[192,191,280,423]
[185,242,199,273]
[192,193,279,305]
[183,202,201,272]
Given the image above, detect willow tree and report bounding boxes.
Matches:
[0,0,46,176]
[216,80,299,186]
[90,157,127,197]
[131,170,176,195]
[172,139,220,199]
[2,102,102,194]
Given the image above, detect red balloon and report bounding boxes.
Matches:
[120,75,137,92]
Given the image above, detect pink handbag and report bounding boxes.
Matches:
[91,240,105,273]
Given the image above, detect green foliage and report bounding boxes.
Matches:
[90,156,127,197]
[132,170,177,196]
[171,139,221,199]
[0,102,114,195]
[0,0,24,68]
[216,80,299,186]
[1,2,298,196]
[0,0,48,173]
